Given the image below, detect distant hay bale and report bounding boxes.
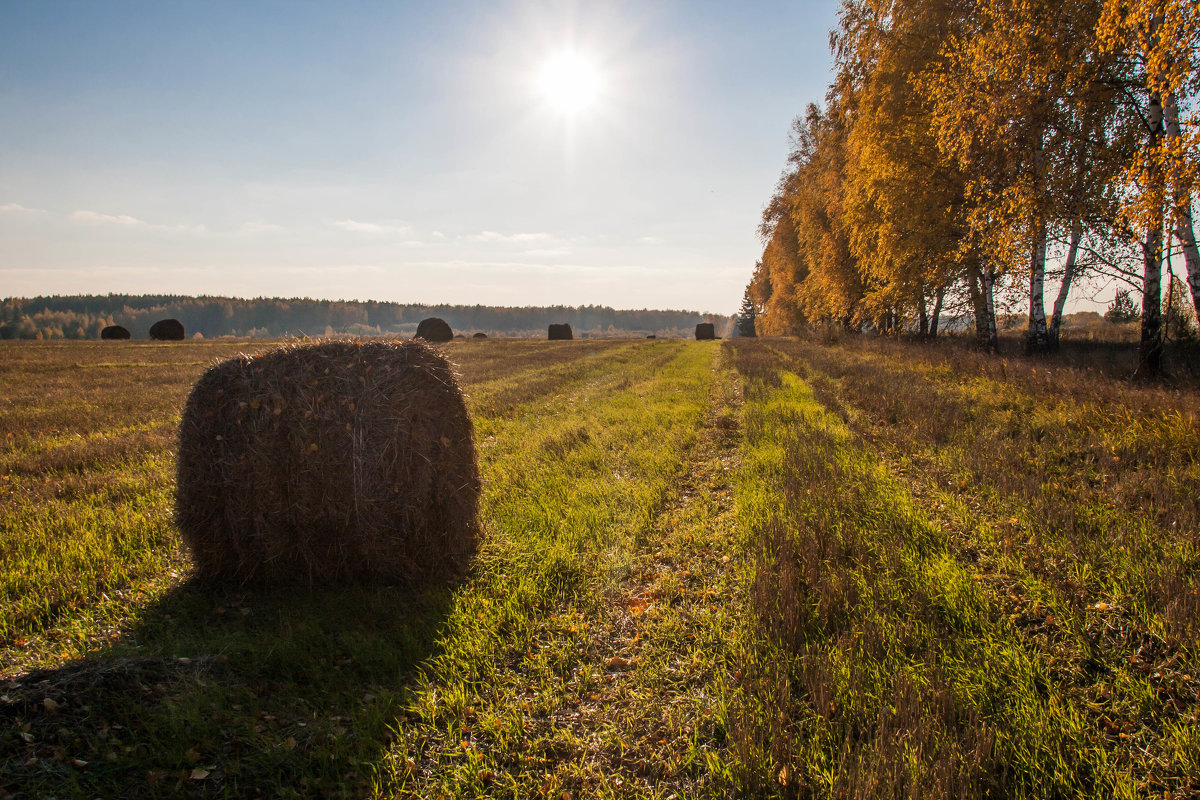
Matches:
[175,339,480,586]
[472,332,488,339]
[149,319,185,340]
[100,325,131,340]
[695,323,716,340]
[415,317,453,343]
[548,323,573,340]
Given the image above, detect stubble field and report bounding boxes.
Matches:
[1,336,1197,798]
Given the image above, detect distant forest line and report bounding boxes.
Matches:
[0,295,727,341]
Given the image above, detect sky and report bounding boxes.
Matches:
[0,1,843,315]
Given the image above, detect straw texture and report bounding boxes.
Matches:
[175,339,480,586]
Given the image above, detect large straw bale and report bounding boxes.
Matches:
[100,325,131,340]
[150,319,186,340]
[695,322,716,340]
[548,323,573,340]
[175,339,480,585]
[415,317,453,343]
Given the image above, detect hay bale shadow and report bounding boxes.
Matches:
[0,575,458,798]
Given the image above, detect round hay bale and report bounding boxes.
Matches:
[100,325,131,340]
[694,322,716,340]
[548,323,573,340]
[415,317,453,343]
[472,332,488,339]
[149,318,186,340]
[175,339,480,586]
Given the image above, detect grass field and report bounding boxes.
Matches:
[1,336,1198,798]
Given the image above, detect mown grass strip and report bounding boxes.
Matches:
[377,342,718,797]
[1,339,721,798]
[0,340,636,667]
[760,336,1200,794]
[727,340,1172,799]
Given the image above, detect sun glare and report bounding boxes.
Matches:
[537,50,602,114]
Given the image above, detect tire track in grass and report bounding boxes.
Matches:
[379,343,744,798]
[729,340,1108,798]
[733,339,1199,799]
[515,347,744,797]
[776,339,1200,796]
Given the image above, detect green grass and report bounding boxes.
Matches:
[379,341,741,798]
[1,335,1196,798]
[1,338,745,798]
[726,337,1200,798]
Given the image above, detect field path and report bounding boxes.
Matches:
[386,346,745,798]
[519,349,743,797]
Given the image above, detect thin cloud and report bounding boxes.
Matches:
[0,203,46,215]
[238,221,285,234]
[330,219,412,235]
[71,209,206,233]
[465,230,555,244]
[71,210,146,226]
[520,247,574,258]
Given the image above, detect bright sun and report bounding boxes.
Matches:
[537,50,602,113]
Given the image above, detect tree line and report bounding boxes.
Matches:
[0,295,716,341]
[748,0,1199,376]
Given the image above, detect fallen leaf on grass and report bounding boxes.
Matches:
[190,768,209,780]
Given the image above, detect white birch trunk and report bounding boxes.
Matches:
[1164,95,1200,317]
[1026,131,1050,353]
[982,266,999,352]
[1139,89,1165,377]
[930,287,945,337]
[1027,218,1049,352]
[1048,220,1082,344]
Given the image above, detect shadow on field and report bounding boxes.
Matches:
[968,335,1200,386]
[1,577,458,798]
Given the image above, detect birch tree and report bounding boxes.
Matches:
[925,0,1123,354]
[1098,0,1200,375]
[755,178,810,335]
[788,102,863,326]
[837,0,972,338]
